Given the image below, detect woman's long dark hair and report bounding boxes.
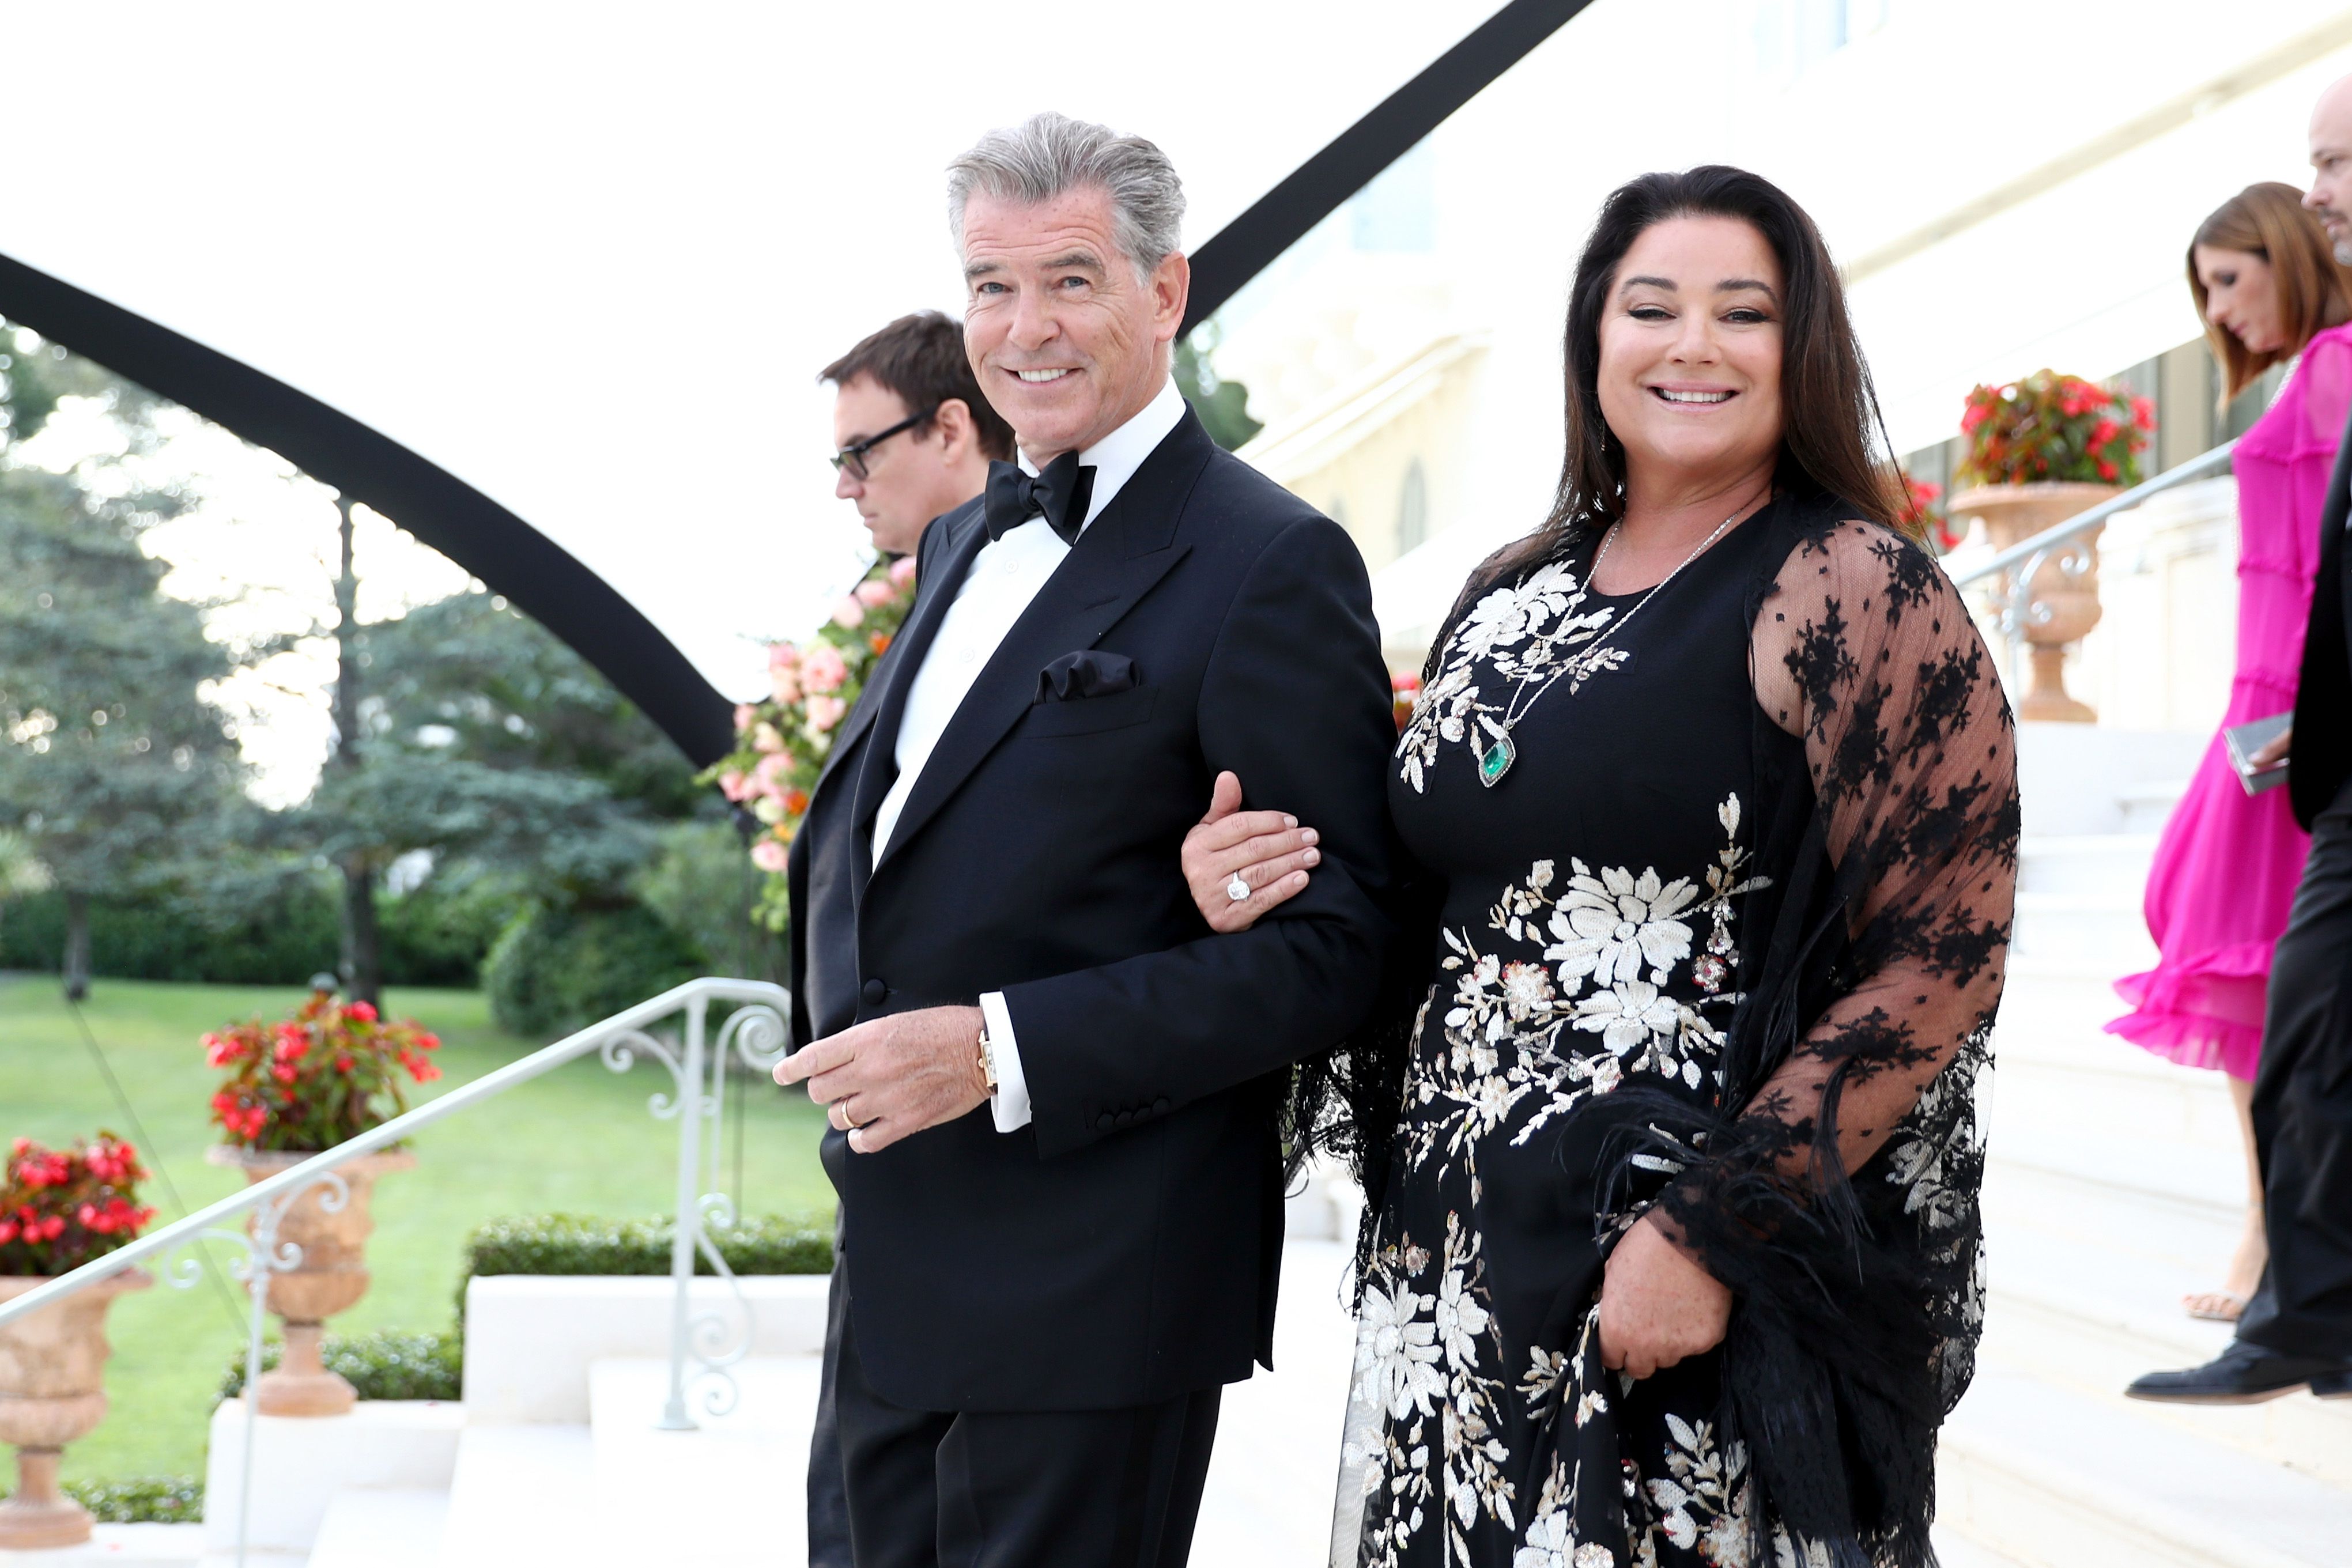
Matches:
[1471,165,1912,602]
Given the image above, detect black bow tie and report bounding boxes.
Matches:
[983,451,1096,546]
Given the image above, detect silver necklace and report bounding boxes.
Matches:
[1475,511,1739,788]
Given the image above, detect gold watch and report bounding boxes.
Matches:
[976,1021,1000,1097]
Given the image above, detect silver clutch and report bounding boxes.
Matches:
[2223,712,2292,796]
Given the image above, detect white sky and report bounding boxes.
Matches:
[1,1,1487,715]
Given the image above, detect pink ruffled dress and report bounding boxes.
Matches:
[2109,322,2352,1079]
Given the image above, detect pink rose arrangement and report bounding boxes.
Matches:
[701,556,919,930]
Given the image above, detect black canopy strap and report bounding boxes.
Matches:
[0,0,1588,764]
[1180,0,1595,335]
[0,250,738,767]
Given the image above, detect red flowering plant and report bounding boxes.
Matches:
[206,993,443,1154]
[1390,671,1423,734]
[0,1133,158,1275]
[1901,473,1962,554]
[1955,369,2156,490]
[698,555,919,931]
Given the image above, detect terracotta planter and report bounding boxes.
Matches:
[0,1269,152,1549]
[1948,481,2118,723]
[205,1146,414,1416]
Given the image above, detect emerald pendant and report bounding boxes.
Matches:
[1478,730,1516,787]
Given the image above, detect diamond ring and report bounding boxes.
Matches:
[1225,875,1251,903]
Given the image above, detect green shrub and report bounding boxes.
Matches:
[216,1328,462,1404]
[635,819,787,986]
[378,880,529,987]
[0,1476,205,1524]
[481,901,707,1038]
[0,882,338,984]
[456,1211,831,1313]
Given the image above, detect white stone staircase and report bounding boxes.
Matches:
[1933,726,2352,1567]
[35,724,2352,1567]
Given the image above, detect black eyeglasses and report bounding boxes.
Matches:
[830,405,938,481]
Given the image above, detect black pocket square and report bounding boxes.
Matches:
[1037,650,1140,702]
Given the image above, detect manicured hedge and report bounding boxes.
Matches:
[0,1475,205,1524]
[456,1211,832,1310]
[216,1327,462,1404]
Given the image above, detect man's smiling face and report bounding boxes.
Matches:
[958,185,1186,462]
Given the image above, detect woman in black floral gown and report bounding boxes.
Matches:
[1184,169,2018,1568]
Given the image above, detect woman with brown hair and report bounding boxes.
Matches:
[2108,181,2352,1323]
[1186,167,2016,1567]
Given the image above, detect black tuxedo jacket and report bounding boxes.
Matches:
[2290,400,2352,830]
[785,409,1397,1412]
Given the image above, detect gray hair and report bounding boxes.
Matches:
[946,112,1186,278]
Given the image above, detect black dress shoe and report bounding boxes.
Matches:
[2126,1340,2352,1404]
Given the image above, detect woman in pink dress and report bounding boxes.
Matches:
[2111,181,2352,1320]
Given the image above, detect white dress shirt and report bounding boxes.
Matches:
[870,376,1189,1132]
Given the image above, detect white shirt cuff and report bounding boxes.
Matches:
[979,992,1032,1132]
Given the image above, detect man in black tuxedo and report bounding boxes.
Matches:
[2131,71,2352,1406]
[776,111,1395,1565]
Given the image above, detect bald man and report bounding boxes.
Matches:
[2131,72,2352,1405]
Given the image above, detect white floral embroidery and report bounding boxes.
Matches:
[1356,1278,1444,1422]
[1396,558,1631,793]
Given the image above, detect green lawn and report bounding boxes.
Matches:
[0,974,832,1484]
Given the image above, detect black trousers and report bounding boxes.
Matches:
[832,1300,1221,1568]
[809,1241,854,1568]
[2240,773,2352,1363]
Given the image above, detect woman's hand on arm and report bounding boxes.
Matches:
[1597,1210,1732,1378]
[1181,771,1320,932]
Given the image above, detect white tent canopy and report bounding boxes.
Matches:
[3,2,1492,717]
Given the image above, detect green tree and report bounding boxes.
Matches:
[1175,323,1263,451]
[0,327,244,997]
[295,579,703,1006]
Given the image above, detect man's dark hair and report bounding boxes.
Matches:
[821,311,1013,460]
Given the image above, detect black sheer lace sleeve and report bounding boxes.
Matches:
[1744,518,2018,1191]
[1654,514,2020,1568]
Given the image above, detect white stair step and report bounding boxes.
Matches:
[1990,1123,2244,1219]
[1979,1277,2352,1491]
[435,1426,598,1568]
[1990,1055,2242,1159]
[1928,1532,2037,1568]
[2120,779,2192,836]
[2018,832,2159,899]
[587,1357,820,1567]
[305,1488,449,1568]
[1940,1362,2348,1567]
[2009,891,2158,974]
[17,1524,205,1565]
[1983,1160,2245,1287]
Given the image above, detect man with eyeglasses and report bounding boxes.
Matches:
[826,310,1013,558]
[808,309,1010,1567]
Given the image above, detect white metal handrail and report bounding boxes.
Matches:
[1944,440,2237,589]
[0,974,792,1561]
[1938,440,2237,670]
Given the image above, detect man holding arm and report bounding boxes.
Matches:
[777,112,1396,1565]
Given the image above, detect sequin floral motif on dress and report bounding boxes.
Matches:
[1345,799,1770,1567]
[1396,558,1632,794]
[1400,795,1768,1178]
